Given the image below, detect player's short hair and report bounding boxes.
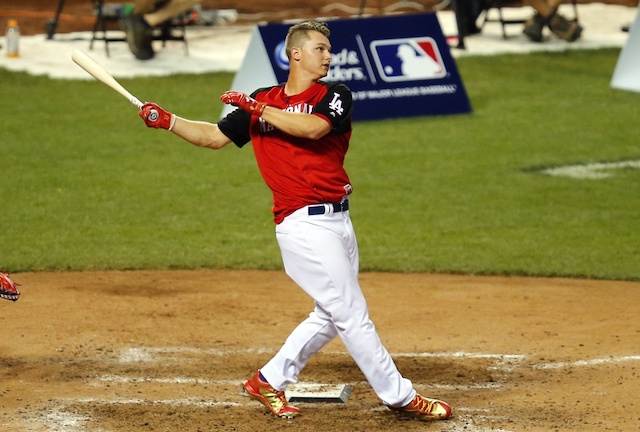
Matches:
[285,20,330,60]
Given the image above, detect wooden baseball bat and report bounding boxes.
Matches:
[71,49,143,109]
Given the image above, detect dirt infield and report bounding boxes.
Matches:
[1,270,639,431]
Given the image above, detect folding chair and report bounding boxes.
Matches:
[89,1,126,56]
[46,0,67,39]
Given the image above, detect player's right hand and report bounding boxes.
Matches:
[139,102,175,130]
[220,91,266,117]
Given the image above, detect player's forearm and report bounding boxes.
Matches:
[171,117,231,150]
[139,102,230,149]
[260,107,330,140]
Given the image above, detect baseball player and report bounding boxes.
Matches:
[137,20,452,422]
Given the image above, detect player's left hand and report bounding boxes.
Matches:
[0,271,20,302]
[220,91,266,117]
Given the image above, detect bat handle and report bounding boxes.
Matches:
[131,97,143,109]
[135,99,159,124]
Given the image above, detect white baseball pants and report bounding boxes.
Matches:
[260,204,416,407]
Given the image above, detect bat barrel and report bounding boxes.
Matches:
[71,49,142,109]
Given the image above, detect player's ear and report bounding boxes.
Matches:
[291,47,301,61]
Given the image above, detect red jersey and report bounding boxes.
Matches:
[218,82,353,224]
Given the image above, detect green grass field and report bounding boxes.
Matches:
[1,48,639,280]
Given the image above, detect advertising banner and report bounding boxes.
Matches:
[224,13,472,121]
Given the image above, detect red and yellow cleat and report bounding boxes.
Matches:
[390,394,452,421]
[243,370,300,418]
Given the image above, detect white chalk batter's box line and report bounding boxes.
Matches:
[72,397,243,408]
[92,374,503,391]
[118,346,526,369]
[533,355,640,369]
[117,346,277,362]
[116,346,640,370]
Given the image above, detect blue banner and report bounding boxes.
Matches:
[258,13,472,121]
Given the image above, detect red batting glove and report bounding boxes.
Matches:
[220,91,266,117]
[139,102,176,130]
[0,271,20,302]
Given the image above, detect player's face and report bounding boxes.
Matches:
[298,31,332,79]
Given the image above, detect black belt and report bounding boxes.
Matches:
[308,200,349,215]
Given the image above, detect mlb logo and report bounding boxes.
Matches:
[274,40,290,70]
[370,37,446,82]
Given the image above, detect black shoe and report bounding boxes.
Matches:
[548,13,583,42]
[119,14,154,60]
[523,13,546,42]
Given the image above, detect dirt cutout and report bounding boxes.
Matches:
[1,270,639,431]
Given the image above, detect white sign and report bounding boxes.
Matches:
[611,8,640,92]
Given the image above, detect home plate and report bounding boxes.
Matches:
[287,383,353,403]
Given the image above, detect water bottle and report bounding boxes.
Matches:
[6,19,20,58]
